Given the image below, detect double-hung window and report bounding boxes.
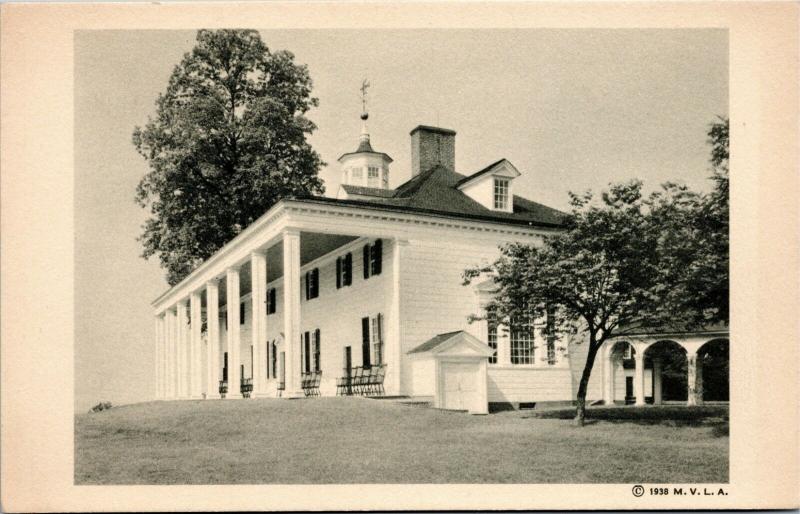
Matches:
[305,268,319,300]
[494,177,510,210]
[351,167,363,181]
[336,253,353,289]
[486,307,498,364]
[361,313,384,366]
[266,287,277,314]
[510,314,534,365]
[363,239,383,279]
[313,329,321,372]
[545,306,557,365]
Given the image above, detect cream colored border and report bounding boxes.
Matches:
[1,2,798,511]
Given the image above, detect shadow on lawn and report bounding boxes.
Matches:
[525,405,729,434]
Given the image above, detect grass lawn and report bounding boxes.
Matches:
[75,398,728,484]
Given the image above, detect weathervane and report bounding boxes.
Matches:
[360,78,370,120]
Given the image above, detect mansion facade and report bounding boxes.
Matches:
[152,120,729,414]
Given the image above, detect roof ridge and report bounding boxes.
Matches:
[454,158,508,188]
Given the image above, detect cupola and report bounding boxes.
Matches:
[338,80,393,190]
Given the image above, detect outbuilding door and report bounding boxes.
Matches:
[442,362,478,411]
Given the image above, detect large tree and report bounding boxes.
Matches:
[133,30,325,285]
[464,119,729,425]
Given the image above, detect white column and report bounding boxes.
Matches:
[154,315,163,399]
[190,291,203,398]
[205,280,221,399]
[176,300,188,398]
[633,346,646,406]
[251,251,267,396]
[653,357,663,405]
[387,238,408,395]
[602,344,614,405]
[687,350,701,406]
[226,267,243,399]
[165,308,176,398]
[282,229,302,397]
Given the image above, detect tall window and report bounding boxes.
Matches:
[361,317,371,366]
[266,287,277,314]
[313,329,321,372]
[545,306,556,365]
[363,239,382,279]
[486,307,498,364]
[303,332,311,373]
[271,341,278,378]
[371,314,384,366]
[305,268,319,300]
[336,253,352,289]
[494,177,510,210]
[510,316,534,365]
[367,166,380,187]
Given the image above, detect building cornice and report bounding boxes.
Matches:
[152,197,556,312]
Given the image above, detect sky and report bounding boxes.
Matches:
[74,29,727,411]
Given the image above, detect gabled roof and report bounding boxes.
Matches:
[408,330,495,357]
[454,158,519,189]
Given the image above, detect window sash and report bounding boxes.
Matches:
[494,177,509,210]
[487,313,498,365]
[510,316,534,365]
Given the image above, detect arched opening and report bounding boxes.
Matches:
[607,341,636,404]
[698,338,729,402]
[644,340,688,403]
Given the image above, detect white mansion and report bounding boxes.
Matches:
[152,117,729,414]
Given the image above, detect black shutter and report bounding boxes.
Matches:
[313,268,320,298]
[336,257,342,289]
[223,352,228,381]
[314,328,321,372]
[344,253,352,286]
[363,244,370,279]
[240,303,245,324]
[271,288,277,313]
[304,332,311,373]
[361,317,371,367]
[304,272,310,300]
[372,239,383,275]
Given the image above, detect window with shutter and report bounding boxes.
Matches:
[371,239,383,275]
[372,314,384,365]
[304,332,311,373]
[361,317,371,367]
[271,341,278,378]
[314,329,321,372]
[304,272,310,300]
[363,245,370,279]
[344,252,352,285]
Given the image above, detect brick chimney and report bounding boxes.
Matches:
[410,125,456,176]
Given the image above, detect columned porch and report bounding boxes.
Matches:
[601,330,729,407]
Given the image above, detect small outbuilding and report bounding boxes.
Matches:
[408,331,494,414]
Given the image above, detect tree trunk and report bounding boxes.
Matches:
[575,337,601,427]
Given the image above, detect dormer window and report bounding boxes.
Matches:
[456,159,520,212]
[494,177,510,210]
